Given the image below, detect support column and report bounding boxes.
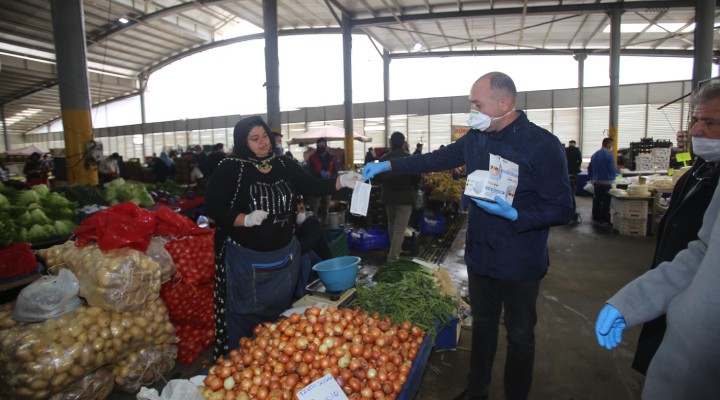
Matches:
[264,0,281,130]
[139,74,148,160]
[1,105,8,152]
[50,0,97,185]
[383,50,390,146]
[608,9,622,159]
[692,0,714,89]
[574,53,587,152]
[342,13,354,169]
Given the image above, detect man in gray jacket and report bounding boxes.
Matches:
[595,81,720,399]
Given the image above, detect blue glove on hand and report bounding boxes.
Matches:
[362,161,390,181]
[471,196,518,221]
[320,170,330,178]
[595,304,626,350]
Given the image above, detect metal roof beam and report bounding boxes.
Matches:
[388,48,705,60]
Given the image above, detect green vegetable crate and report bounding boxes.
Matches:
[323,228,349,258]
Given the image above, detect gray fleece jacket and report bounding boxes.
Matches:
[608,183,720,399]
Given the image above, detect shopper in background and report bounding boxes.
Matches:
[376,131,420,261]
[153,151,175,182]
[587,137,620,226]
[98,152,121,185]
[630,83,720,376]
[565,140,583,222]
[363,71,574,400]
[306,137,335,224]
[206,143,226,177]
[365,148,376,164]
[192,145,208,177]
[293,196,334,299]
[204,116,361,359]
[413,142,423,155]
[272,129,284,156]
[22,152,44,185]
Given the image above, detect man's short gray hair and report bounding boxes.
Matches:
[485,72,517,102]
[692,82,720,109]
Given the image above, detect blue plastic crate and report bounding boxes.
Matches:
[349,227,390,251]
[421,213,445,234]
[434,318,460,350]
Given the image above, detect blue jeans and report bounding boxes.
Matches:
[466,271,539,400]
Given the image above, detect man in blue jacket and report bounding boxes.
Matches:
[587,137,620,226]
[363,72,574,400]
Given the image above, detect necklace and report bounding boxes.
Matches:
[237,154,275,170]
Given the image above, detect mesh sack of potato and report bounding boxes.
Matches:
[0,299,176,400]
[48,366,115,400]
[144,236,175,284]
[112,344,178,393]
[38,241,162,312]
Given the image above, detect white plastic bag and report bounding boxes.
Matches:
[12,268,82,322]
[583,182,594,194]
[137,379,203,400]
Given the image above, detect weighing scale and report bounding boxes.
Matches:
[292,279,357,308]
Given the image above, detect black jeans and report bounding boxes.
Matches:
[592,182,613,223]
[466,271,540,400]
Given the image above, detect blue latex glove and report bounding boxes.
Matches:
[362,161,390,181]
[471,196,518,221]
[595,304,626,350]
[320,170,329,178]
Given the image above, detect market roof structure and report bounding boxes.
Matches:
[0,0,715,139]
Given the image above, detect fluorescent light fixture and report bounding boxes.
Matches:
[603,23,694,33]
[412,43,422,52]
[363,125,386,132]
[119,17,129,24]
[5,108,42,126]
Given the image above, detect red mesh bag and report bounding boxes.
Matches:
[73,201,155,252]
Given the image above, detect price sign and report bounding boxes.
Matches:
[675,152,692,166]
[296,374,349,400]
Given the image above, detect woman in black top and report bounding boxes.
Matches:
[204,116,361,358]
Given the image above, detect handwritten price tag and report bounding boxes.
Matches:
[296,374,348,400]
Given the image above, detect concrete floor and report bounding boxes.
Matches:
[108,196,654,400]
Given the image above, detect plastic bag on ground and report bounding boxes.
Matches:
[137,379,203,400]
[12,268,82,322]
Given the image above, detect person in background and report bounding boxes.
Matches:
[306,137,335,224]
[629,83,720,376]
[565,140,583,222]
[363,71,573,400]
[154,151,175,182]
[272,129,284,156]
[41,154,54,177]
[413,142,423,155]
[23,152,44,186]
[204,116,361,359]
[0,161,9,183]
[293,196,334,299]
[365,148,376,164]
[98,153,121,185]
[206,143,226,177]
[192,145,208,177]
[376,131,420,261]
[587,137,620,226]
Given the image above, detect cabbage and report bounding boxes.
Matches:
[29,209,52,225]
[31,184,50,198]
[0,193,9,209]
[16,190,40,207]
[53,220,76,237]
[17,211,33,228]
[27,224,57,243]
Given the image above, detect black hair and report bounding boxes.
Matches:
[390,131,405,149]
[232,116,274,159]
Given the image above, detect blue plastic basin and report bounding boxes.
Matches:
[312,256,361,292]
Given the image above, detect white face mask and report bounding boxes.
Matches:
[296,212,306,225]
[692,136,720,162]
[467,108,515,131]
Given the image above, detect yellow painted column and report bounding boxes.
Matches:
[62,109,97,184]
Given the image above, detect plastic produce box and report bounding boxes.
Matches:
[324,228,349,258]
[421,213,446,234]
[350,228,390,251]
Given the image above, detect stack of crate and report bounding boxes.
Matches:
[611,197,649,236]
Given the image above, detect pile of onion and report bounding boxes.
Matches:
[198,306,425,400]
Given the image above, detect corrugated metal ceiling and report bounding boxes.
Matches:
[0,0,713,139]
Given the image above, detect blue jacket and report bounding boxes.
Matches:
[390,111,574,280]
[588,148,620,181]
